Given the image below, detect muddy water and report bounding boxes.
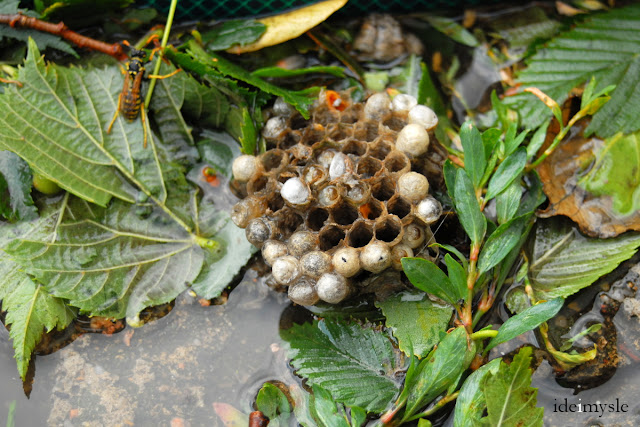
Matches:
[0,270,297,426]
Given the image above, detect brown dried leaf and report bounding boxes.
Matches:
[537,120,640,238]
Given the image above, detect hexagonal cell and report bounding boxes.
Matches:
[274,208,304,236]
[342,180,370,205]
[302,126,325,146]
[384,151,410,175]
[313,109,340,126]
[260,149,287,172]
[319,225,345,251]
[356,157,383,179]
[318,185,341,207]
[374,215,403,245]
[340,104,362,124]
[279,131,301,150]
[347,221,373,248]
[387,195,412,219]
[371,177,396,201]
[330,201,359,226]
[307,207,329,231]
[382,116,406,132]
[353,121,379,142]
[327,123,353,142]
[290,115,311,130]
[267,192,285,212]
[360,198,384,220]
[302,164,328,187]
[369,139,392,160]
[247,174,269,194]
[342,140,367,157]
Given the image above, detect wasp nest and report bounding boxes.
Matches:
[231,90,443,306]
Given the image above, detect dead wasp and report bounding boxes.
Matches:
[107,43,179,148]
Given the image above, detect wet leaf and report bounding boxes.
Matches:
[0,259,75,380]
[202,19,266,51]
[309,385,352,427]
[506,4,640,137]
[478,215,530,275]
[0,151,37,222]
[280,319,402,413]
[453,168,486,246]
[485,148,527,201]
[537,120,640,237]
[453,358,501,427]
[402,257,458,306]
[480,347,543,427]
[404,327,475,417]
[445,254,468,303]
[227,0,348,54]
[422,15,479,47]
[460,121,486,189]
[376,290,453,358]
[528,218,640,300]
[256,383,292,426]
[495,180,521,225]
[485,298,563,352]
[582,131,640,217]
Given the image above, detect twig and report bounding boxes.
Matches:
[0,13,127,61]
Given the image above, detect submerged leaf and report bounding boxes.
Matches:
[0,151,37,222]
[281,319,402,413]
[480,347,543,427]
[506,4,640,137]
[376,290,452,358]
[528,218,640,300]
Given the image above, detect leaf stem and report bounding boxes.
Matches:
[528,105,584,170]
[405,392,460,421]
[144,0,179,109]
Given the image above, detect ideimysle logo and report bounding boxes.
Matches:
[553,398,629,418]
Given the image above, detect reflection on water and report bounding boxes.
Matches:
[0,269,297,426]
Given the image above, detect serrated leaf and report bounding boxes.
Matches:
[478,215,530,275]
[453,168,486,245]
[3,197,206,324]
[202,19,266,51]
[256,383,292,427]
[460,121,486,189]
[453,358,501,427]
[0,151,37,222]
[480,347,543,427]
[485,148,527,201]
[310,385,351,427]
[0,39,162,207]
[485,298,563,352]
[582,131,640,216]
[506,4,640,137]
[280,319,402,413]
[0,259,75,380]
[528,219,640,299]
[405,327,475,417]
[402,257,458,306]
[376,290,452,358]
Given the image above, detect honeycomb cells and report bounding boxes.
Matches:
[231,90,443,305]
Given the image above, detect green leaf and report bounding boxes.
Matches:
[405,327,475,418]
[423,15,479,47]
[190,211,257,299]
[582,131,640,216]
[504,126,529,158]
[481,128,501,162]
[402,257,458,306]
[480,347,543,427]
[444,254,468,303]
[0,151,37,222]
[529,219,640,300]
[350,407,366,427]
[417,62,453,146]
[186,40,315,119]
[495,179,521,225]
[197,131,241,179]
[252,65,345,79]
[256,383,291,426]
[485,298,563,352]
[0,260,75,380]
[485,148,527,201]
[559,323,602,352]
[281,319,402,413]
[506,4,640,137]
[453,358,501,427]
[460,121,486,189]
[443,159,458,202]
[0,1,77,57]
[453,168,486,245]
[526,122,549,160]
[477,215,530,275]
[225,106,258,155]
[202,19,266,51]
[376,290,452,358]
[310,385,351,427]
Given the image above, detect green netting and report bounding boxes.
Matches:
[140,0,497,20]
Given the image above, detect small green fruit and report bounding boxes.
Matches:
[32,172,62,195]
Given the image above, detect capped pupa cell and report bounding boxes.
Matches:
[288,231,318,257]
[272,255,300,285]
[317,272,349,303]
[262,240,288,266]
[300,251,332,277]
[246,217,274,247]
[288,277,319,306]
[231,196,267,228]
[390,243,414,270]
[332,247,361,277]
[360,241,391,273]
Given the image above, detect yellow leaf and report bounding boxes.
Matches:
[227,0,348,54]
